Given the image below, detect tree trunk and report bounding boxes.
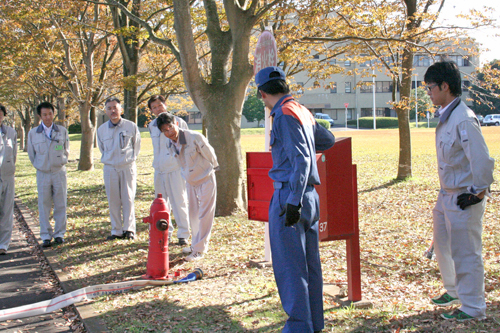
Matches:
[17,123,25,151]
[394,0,418,180]
[170,0,255,215]
[395,49,414,180]
[78,102,95,170]
[112,0,141,124]
[123,86,138,123]
[91,106,98,148]
[23,106,32,152]
[204,87,246,216]
[56,97,67,127]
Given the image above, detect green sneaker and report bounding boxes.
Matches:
[431,293,461,306]
[441,309,476,321]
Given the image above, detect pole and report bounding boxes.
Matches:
[372,68,376,130]
[345,107,348,129]
[415,74,418,128]
[357,109,359,130]
[427,111,430,128]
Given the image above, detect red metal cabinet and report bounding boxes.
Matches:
[246,137,361,301]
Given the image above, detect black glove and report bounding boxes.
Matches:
[457,193,483,210]
[279,203,301,227]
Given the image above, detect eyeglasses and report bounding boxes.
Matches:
[426,83,439,92]
[161,124,174,132]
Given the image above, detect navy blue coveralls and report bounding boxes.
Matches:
[269,95,335,332]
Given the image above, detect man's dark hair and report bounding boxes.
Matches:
[147,95,166,109]
[424,61,462,97]
[36,102,55,116]
[105,97,121,105]
[156,112,175,130]
[0,104,6,117]
[258,71,290,95]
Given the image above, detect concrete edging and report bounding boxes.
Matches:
[14,197,110,333]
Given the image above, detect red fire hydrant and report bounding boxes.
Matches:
[142,194,170,279]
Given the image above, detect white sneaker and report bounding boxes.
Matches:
[182,246,193,254]
[185,251,203,262]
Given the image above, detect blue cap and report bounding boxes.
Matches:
[255,66,286,88]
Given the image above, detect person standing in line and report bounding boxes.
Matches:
[255,66,335,332]
[97,97,141,240]
[0,104,17,255]
[425,61,494,321]
[27,102,69,248]
[156,112,218,262]
[147,95,190,246]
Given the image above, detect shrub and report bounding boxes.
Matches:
[68,122,82,134]
[347,117,399,129]
[316,119,331,129]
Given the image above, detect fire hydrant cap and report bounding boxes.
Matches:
[156,219,169,231]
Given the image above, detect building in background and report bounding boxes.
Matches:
[176,51,478,130]
[291,53,476,127]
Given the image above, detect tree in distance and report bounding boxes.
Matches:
[409,87,435,120]
[242,95,265,127]
[470,60,500,116]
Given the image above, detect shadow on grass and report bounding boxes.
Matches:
[324,305,498,333]
[90,290,286,332]
[359,179,406,194]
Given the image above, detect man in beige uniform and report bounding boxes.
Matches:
[156,112,218,262]
[147,95,190,246]
[425,61,494,321]
[0,104,17,254]
[27,102,69,248]
[98,97,141,240]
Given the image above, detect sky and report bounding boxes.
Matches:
[439,0,499,65]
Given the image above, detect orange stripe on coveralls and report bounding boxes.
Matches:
[281,101,315,126]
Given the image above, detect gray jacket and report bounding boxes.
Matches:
[436,99,494,194]
[27,124,69,173]
[0,124,17,179]
[169,129,219,186]
[97,118,141,168]
[148,115,188,173]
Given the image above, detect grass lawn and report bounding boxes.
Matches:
[13,127,500,332]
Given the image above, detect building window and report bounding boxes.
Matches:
[360,108,387,117]
[360,83,372,93]
[411,80,423,89]
[443,55,470,67]
[345,82,351,93]
[413,55,436,67]
[295,82,304,94]
[329,82,337,93]
[328,108,355,120]
[187,111,202,124]
[376,81,393,93]
[360,81,393,93]
[360,58,375,67]
[462,80,471,91]
[329,59,336,65]
[344,60,351,67]
[313,54,320,59]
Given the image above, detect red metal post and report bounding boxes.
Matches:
[346,165,362,301]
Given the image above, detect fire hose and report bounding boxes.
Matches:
[0,268,203,322]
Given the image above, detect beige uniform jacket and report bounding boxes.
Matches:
[27,124,69,173]
[169,129,219,186]
[0,125,17,179]
[97,119,141,169]
[148,115,188,173]
[436,99,494,194]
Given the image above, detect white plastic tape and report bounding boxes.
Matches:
[0,279,173,321]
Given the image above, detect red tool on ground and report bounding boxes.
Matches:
[143,194,171,279]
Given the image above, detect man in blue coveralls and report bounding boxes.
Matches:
[255,66,336,332]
